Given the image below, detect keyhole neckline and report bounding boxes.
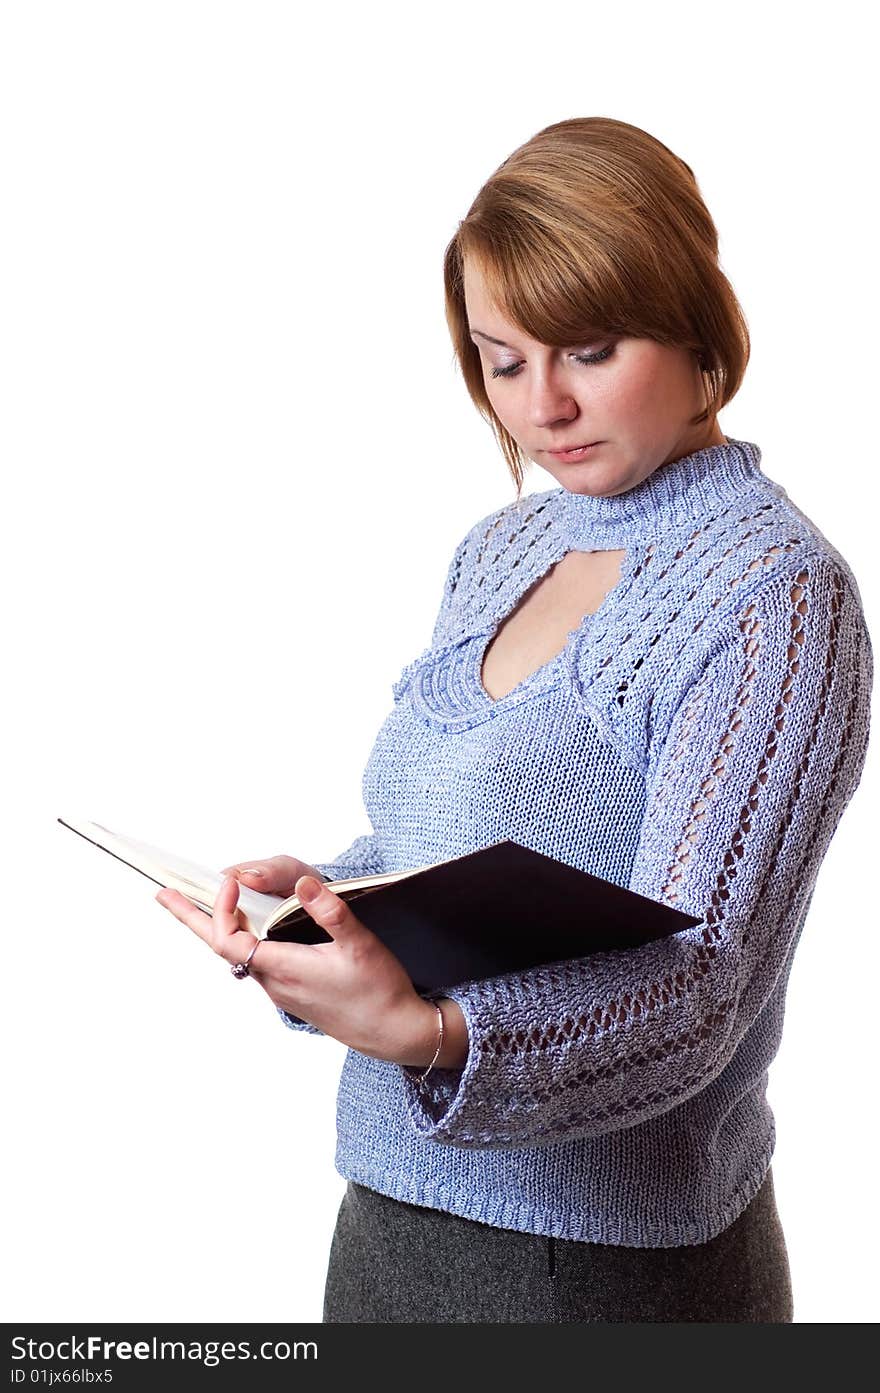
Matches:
[475,544,631,708]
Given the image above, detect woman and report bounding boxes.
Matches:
[156,117,873,1322]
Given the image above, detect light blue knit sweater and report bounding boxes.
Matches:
[280,437,873,1246]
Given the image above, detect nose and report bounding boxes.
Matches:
[526,369,580,430]
[531,392,579,431]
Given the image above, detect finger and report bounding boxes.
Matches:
[207,875,260,962]
[154,887,217,950]
[295,875,360,944]
[156,883,287,979]
[156,876,247,960]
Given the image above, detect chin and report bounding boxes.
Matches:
[538,459,624,497]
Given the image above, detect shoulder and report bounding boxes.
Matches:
[452,485,561,565]
[431,486,562,642]
[567,487,872,774]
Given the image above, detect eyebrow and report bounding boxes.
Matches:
[469,329,514,348]
[469,327,607,349]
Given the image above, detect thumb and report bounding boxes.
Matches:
[295,875,361,943]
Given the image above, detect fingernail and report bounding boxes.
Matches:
[241,868,264,877]
[298,877,321,904]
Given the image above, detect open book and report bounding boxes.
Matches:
[58,815,702,994]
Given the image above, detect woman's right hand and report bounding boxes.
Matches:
[218,855,328,900]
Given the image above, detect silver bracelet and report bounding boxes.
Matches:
[415,1001,444,1093]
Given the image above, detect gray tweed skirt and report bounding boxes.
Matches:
[322,1166,793,1323]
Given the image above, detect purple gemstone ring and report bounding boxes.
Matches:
[231,938,263,979]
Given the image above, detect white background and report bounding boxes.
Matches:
[2,1,876,1325]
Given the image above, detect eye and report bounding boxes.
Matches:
[490,345,615,380]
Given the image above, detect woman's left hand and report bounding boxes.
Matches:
[154,873,439,1067]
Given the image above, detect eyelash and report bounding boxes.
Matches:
[490,346,614,380]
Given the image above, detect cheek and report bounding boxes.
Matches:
[602,355,681,421]
[485,382,519,429]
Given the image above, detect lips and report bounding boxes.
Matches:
[547,441,602,457]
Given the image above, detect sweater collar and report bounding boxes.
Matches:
[556,436,775,549]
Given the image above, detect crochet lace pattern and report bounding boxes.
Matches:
[279,438,873,1245]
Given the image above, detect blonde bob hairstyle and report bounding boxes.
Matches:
[444,116,750,495]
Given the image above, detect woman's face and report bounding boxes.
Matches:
[462,258,726,498]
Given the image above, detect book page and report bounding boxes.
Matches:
[58,816,285,936]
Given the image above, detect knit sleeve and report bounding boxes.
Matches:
[397,557,873,1148]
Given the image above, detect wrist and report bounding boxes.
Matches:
[435,998,468,1068]
[401,996,468,1071]
[396,997,444,1069]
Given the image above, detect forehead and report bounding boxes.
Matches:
[462,260,520,338]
